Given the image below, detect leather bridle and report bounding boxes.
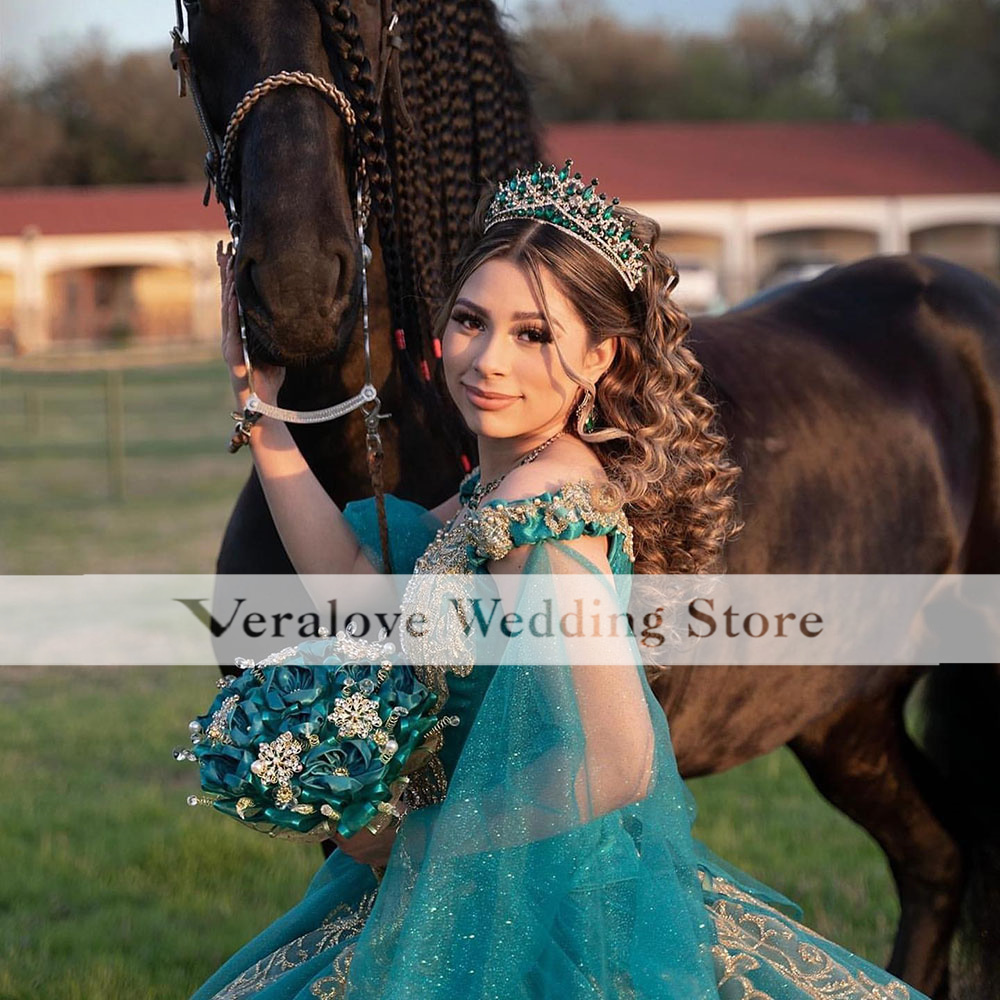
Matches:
[170,0,401,569]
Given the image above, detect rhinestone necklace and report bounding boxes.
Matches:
[465,431,565,511]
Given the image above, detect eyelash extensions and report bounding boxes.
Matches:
[450,308,552,344]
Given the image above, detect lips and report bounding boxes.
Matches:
[461,382,521,409]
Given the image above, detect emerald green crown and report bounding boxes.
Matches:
[484,159,650,291]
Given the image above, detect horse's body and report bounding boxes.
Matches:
[178,2,1000,996]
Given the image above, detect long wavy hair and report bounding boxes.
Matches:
[432,186,741,574]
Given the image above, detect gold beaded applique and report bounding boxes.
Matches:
[400,479,634,705]
[401,506,479,703]
[468,480,634,565]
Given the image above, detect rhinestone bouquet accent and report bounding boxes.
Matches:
[175,625,459,840]
[485,159,650,290]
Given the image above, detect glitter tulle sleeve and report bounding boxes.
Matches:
[343,537,721,999]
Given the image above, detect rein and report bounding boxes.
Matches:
[171,0,398,571]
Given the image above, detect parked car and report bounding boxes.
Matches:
[672,257,725,315]
[761,256,839,291]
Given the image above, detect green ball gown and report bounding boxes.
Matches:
[189,474,929,1000]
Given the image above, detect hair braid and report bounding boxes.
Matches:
[318,0,426,380]
[319,0,544,460]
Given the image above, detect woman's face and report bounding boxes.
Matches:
[441,257,614,443]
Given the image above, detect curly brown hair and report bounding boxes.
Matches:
[433,185,741,574]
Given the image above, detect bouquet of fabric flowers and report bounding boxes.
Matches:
[175,625,457,840]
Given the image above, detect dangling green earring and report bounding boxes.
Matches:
[576,389,597,435]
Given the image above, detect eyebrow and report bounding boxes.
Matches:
[453,297,564,331]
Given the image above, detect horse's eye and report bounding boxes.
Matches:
[184,0,201,13]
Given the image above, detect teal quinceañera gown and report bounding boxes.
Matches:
[190,474,929,1000]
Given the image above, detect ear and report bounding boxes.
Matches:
[583,336,618,383]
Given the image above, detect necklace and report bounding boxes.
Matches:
[465,431,565,511]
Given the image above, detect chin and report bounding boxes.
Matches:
[461,412,520,439]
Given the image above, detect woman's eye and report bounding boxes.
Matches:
[450,310,483,331]
[516,326,552,344]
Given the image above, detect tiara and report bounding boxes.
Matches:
[484,159,650,291]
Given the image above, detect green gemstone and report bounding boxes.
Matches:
[508,178,517,191]
[621,250,630,260]
[530,171,539,184]
[588,203,599,215]
[583,186,593,200]
[558,168,568,182]
[602,208,613,220]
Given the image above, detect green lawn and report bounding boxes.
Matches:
[0,359,902,998]
[1,361,251,574]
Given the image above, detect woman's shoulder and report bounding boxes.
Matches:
[490,435,608,502]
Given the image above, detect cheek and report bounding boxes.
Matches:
[440,331,464,383]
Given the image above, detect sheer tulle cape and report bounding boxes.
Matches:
[344,539,721,999]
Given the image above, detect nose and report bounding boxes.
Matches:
[471,329,510,377]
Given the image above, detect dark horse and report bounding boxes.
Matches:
[175,1,1000,996]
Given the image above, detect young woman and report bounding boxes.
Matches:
[191,164,928,1000]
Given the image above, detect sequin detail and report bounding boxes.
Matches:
[309,942,356,1000]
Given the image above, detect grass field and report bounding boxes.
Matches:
[1,360,902,999]
[1,359,251,574]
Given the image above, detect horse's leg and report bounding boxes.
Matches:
[789,675,961,999]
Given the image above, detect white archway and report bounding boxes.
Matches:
[754,227,880,290]
[46,262,197,345]
[910,222,1000,281]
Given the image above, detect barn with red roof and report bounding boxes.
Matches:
[1,121,998,353]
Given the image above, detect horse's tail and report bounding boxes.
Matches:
[913,255,1000,998]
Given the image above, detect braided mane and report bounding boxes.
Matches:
[316,0,540,380]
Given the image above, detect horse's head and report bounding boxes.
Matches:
[177,0,386,364]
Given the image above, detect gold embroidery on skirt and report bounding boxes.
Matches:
[309,942,356,1000]
[704,874,913,1000]
[210,890,376,1000]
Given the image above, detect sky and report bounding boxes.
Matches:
[0,0,799,71]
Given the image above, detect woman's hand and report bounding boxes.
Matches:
[217,241,285,408]
[331,821,398,868]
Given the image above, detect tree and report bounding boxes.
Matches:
[811,0,1000,153]
[517,0,1000,155]
[0,34,204,187]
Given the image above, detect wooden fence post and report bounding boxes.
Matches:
[24,387,42,435]
[105,368,126,500]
